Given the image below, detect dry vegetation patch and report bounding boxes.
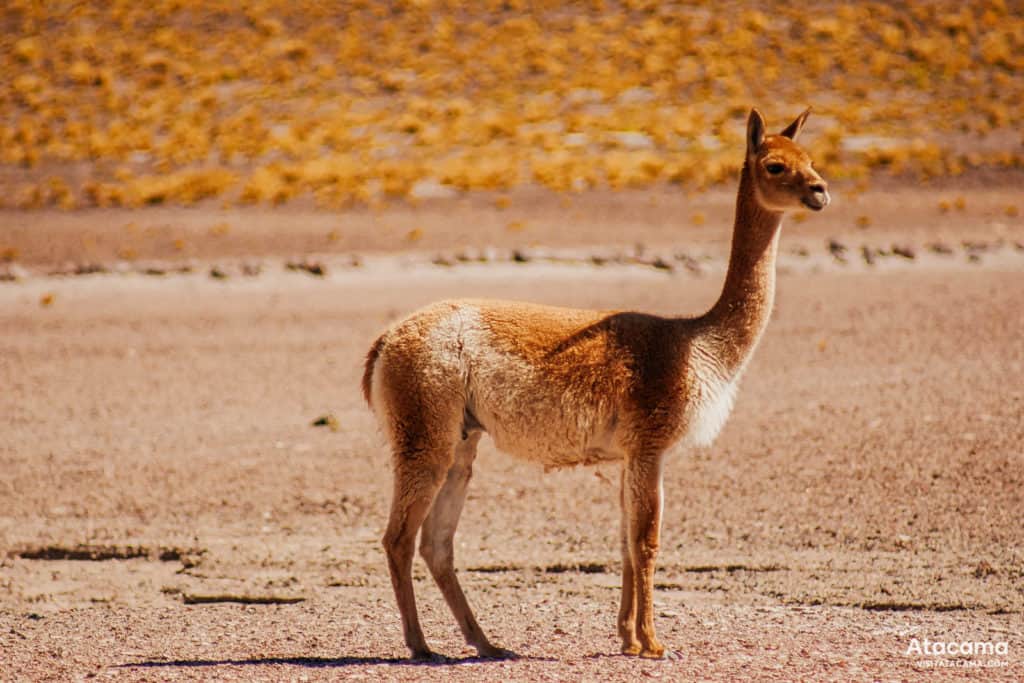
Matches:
[1,0,1022,210]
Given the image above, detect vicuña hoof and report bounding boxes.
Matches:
[621,642,642,656]
[476,644,518,659]
[639,641,666,659]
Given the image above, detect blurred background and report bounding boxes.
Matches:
[2,0,1021,213]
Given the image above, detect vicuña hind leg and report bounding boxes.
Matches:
[382,451,447,660]
[420,432,515,659]
[622,452,666,658]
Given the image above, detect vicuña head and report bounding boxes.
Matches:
[362,108,828,661]
[745,107,829,213]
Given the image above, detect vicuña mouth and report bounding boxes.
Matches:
[801,193,829,211]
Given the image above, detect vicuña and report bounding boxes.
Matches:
[362,108,830,660]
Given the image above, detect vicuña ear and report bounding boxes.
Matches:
[780,107,811,141]
[747,108,766,156]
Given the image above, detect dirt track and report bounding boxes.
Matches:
[1,189,1023,681]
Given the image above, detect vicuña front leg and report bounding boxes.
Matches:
[419,433,515,659]
[617,466,640,655]
[623,452,666,658]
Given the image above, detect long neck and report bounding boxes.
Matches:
[699,161,783,373]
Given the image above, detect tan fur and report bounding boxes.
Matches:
[362,108,829,660]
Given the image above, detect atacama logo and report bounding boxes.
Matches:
[906,638,1009,657]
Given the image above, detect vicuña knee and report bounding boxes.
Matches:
[419,537,453,569]
[382,530,414,563]
[634,540,659,563]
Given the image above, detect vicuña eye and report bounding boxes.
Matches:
[765,163,785,175]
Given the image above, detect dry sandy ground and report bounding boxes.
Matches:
[1,187,1023,681]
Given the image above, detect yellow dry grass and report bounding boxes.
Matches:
[1,0,1021,209]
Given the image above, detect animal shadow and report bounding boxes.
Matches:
[118,652,553,670]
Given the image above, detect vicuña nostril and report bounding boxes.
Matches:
[809,183,827,194]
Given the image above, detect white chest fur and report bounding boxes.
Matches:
[682,341,742,448]
[685,376,738,447]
